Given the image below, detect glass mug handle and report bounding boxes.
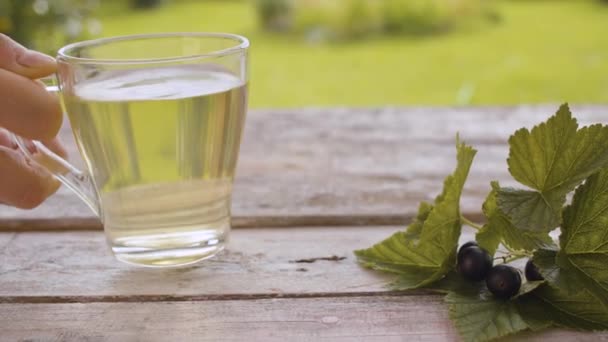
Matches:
[10,84,100,216]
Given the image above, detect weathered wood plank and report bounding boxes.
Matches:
[2,105,606,228]
[0,226,553,300]
[2,297,606,342]
[0,227,398,298]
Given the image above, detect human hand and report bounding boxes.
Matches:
[0,34,66,209]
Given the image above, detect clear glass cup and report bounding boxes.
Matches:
[12,33,250,268]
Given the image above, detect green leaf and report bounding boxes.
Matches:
[355,139,477,289]
[404,201,433,238]
[500,103,608,231]
[533,249,579,294]
[519,315,553,332]
[514,280,545,299]
[557,168,608,307]
[496,187,563,232]
[518,285,608,331]
[476,182,553,255]
[426,271,485,296]
[560,169,608,253]
[476,187,503,255]
[476,224,502,257]
[446,291,528,342]
[563,255,608,307]
[390,266,447,290]
[509,104,608,195]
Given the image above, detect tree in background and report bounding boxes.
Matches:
[255,0,500,41]
[256,0,294,32]
[0,0,101,54]
[131,0,164,9]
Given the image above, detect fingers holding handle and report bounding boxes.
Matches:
[0,34,67,208]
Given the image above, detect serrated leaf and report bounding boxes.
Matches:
[477,183,553,255]
[446,291,528,342]
[510,104,608,194]
[561,169,608,253]
[500,103,608,231]
[517,285,608,331]
[557,168,608,307]
[355,139,476,289]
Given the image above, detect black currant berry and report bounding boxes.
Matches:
[458,241,479,255]
[486,265,522,299]
[525,259,544,281]
[457,246,493,282]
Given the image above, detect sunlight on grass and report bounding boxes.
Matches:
[99,1,608,108]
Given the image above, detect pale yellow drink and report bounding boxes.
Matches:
[63,66,247,266]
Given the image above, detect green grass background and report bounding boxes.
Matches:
[99,0,608,108]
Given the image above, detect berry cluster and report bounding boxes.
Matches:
[457,241,544,299]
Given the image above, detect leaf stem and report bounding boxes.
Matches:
[502,254,528,264]
[502,244,533,258]
[460,216,483,231]
[494,250,532,264]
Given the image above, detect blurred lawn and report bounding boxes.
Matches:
[99,0,608,108]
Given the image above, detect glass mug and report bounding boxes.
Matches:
[12,33,249,267]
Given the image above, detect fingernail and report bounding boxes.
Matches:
[17,50,55,68]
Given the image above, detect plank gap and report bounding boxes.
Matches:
[0,290,434,304]
[0,212,486,231]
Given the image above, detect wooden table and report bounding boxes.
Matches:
[2,106,608,341]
